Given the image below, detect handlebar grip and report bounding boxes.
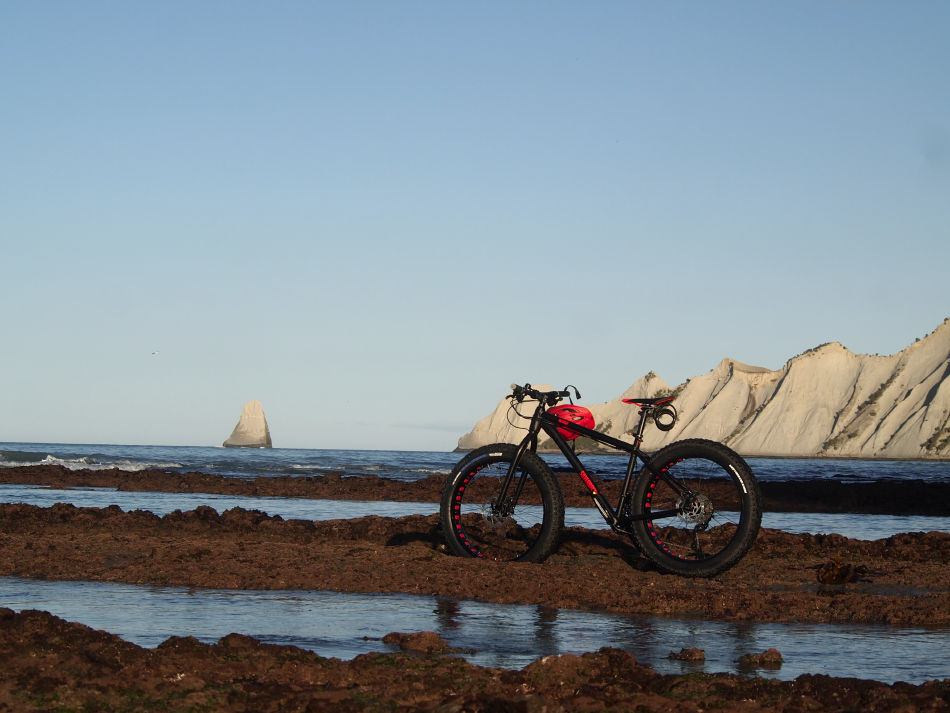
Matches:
[509,383,529,402]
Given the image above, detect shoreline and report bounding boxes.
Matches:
[453,445,950,462]
[6,439,950,461]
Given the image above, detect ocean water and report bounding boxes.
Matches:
[0,442,454,482]
[2,441,948,483]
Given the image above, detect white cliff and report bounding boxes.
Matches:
[456,319,950,459]
[223,400,273,448]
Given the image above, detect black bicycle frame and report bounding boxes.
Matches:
[496,401,688,534]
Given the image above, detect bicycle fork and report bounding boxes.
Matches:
[491,432,538,518]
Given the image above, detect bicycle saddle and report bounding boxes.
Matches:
[622,396,675,407]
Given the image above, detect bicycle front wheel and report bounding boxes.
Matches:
[630,439,761,577]
[440,444,564,563]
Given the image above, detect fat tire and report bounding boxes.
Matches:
[440,443,564,563]
[630,439,761,577]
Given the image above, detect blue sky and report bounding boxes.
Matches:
[2,1,948,450]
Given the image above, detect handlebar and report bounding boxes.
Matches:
[506,384,678,434]
[508,382,678,432]
[509,383,581,406]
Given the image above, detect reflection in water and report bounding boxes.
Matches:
[0,576,946,684]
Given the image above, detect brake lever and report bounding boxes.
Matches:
[509,383,529,403]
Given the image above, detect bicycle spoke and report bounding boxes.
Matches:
[440,444,564,563]
[631,440,761,577]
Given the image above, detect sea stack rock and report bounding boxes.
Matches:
[223,400,273,448]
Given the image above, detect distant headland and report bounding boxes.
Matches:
[457,319,950,460]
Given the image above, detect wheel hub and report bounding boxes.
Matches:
[677,493,713,526]
[482,499,515,531]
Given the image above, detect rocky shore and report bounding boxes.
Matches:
[1,465,948,711]
[4,608,948,713]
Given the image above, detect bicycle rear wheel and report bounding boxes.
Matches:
[440,444,564,562]
[629,439,761,577]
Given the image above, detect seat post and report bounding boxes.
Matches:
[630,405,652,447]
[614,405,654,525]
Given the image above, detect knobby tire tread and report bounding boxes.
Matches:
[630,438,762,577]
[440,443,564,563]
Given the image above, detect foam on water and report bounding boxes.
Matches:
[0,448,182,472]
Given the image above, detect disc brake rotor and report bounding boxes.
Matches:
[482,500,515,532]
[676,493,714,526]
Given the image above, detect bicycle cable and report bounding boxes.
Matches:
[505,385,575,431]
[506,399,532,431]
